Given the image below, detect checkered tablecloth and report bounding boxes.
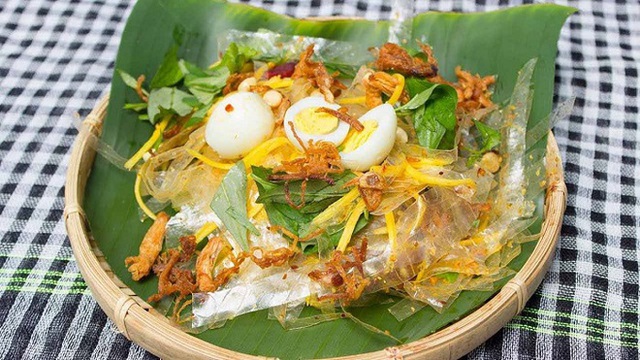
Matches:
[0,0,638,359]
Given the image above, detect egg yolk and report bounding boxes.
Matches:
[293,107,339,135]
[341,120,378,153]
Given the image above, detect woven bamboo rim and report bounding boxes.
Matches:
[65,95,566,359]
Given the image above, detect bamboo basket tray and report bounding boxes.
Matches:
[64,95,567,359]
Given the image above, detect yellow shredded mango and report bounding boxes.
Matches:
[242,137,290,167]
[337,200,366,252]
[407,157,454,167]
[186,148,234,170]
[134,174,156,220]
[405,164,476,188]
[337,96,367,105]
[387,74,405,105]
[195,222,218,243]
[385,212,397,248]
[312,187,360,225]
[260,76,293,89]
[248,203,265,219]
[124,116,170,170]
[254,62,274,80]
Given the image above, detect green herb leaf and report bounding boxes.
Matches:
[253,167,357,215]
[147,87,193,124]
[117,69,149,99]
[181,60,228,104]
[474,120,501,152]
[395,83,439,113]
[123,102,148,112]
[210,161,251,252]
[220,42,257,73]
[251,166,360,241]
[401,78,458,149]
[183,106,208,128]
[435,272,459,283]
[150,44,185,89]
[466,120,502,166]
[324,63,358,78]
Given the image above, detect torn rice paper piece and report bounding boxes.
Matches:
[218,29,373,68]
[192,264,320,328]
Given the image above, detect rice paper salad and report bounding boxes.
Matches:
[112,29,568,335]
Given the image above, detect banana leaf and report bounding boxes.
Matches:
[83,0,573,358]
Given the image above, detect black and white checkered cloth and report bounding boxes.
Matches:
[0,0,637,358]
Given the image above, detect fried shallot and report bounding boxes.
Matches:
[292,44,346,103]
[374,42,438,78]
[362,71,409,108]
[269,124,344,208]
[272,93,291,126]
[356,172,387,212]
[204,252,249,292]
[316,107,364,131]
[308,239,369,304]
[148,236,198,322]
[125,212,169,281]
[249,246,296,269]
[452,66,496,111]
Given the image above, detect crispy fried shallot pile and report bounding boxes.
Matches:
[309,239,369,304]
[363,71,409,108]
[452,66,496,111]
[269,125,345,209]
[374,42,439,78]
[292,44,346,102]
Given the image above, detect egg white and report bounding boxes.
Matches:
[340,104,397,171]
[205,92,275,159]
[283,97,350,150]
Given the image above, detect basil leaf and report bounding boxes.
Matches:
[150,44,185,89]
[252,166,354,231]
[210,161,251,251]
[147,87,193,124]
[395,83,439,113]
[422,84,457,149]
[253,167,357,215]
[181,61,229,104]
[401,78,458,149]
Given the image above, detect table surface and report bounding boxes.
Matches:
[0,0,638,359]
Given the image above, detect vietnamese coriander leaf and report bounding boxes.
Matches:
[210,161,251,252]
[150,44,185,89]
[147,87,193,124]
